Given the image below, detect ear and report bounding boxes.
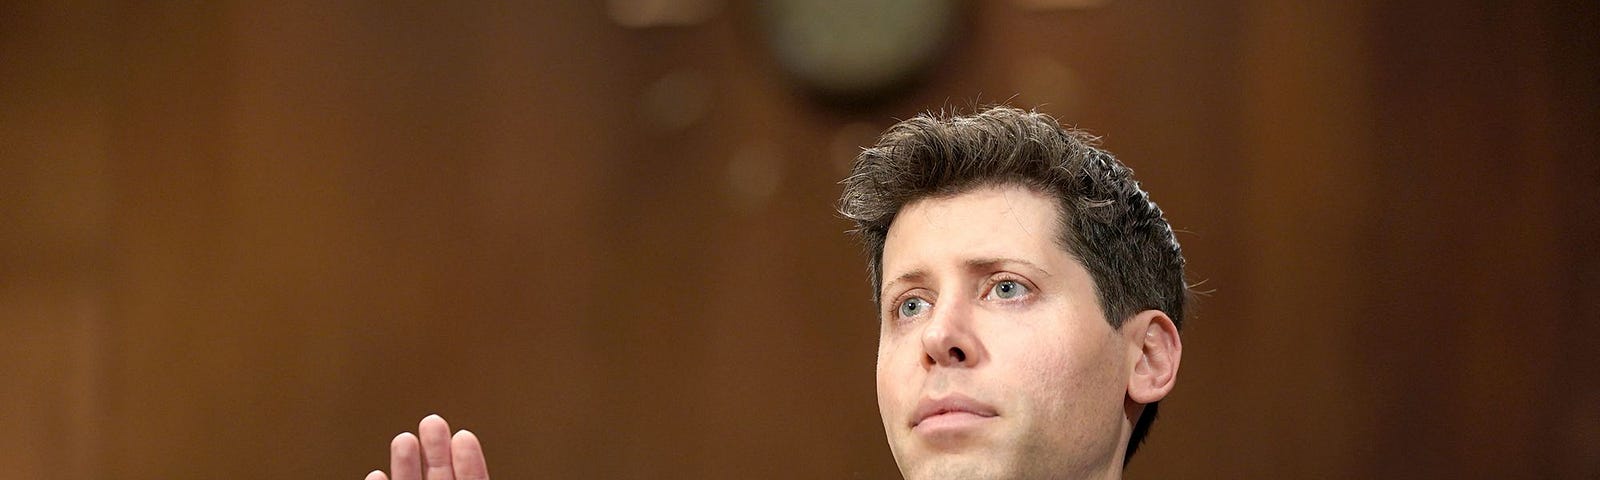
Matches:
[1122,309,1182,405]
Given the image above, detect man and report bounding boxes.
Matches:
[366,106,1185,480]
[837,106,1185,479]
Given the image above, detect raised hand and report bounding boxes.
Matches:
[365,415,490,480]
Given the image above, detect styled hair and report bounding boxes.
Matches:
[837,105,1187,463]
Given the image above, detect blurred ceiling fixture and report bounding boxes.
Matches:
[759,0,960,106]
[608,0,723,28]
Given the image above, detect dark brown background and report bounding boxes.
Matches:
[4,1,1597,478]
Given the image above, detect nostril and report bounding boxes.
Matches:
[949,347,966,362]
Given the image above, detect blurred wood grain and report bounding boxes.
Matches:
[3,1,1595,478]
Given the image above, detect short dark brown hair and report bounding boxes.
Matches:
[837,105,1187,463]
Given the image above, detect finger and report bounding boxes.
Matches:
[418,414,456,480]
[451,430,490,480]
[389,432,421,480]
[366,470,389,480]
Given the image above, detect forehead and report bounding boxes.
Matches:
[882,184,1066,274]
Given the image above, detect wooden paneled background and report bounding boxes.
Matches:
[4,1,1596,478]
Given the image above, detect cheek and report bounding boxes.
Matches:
[1016,343,1082,399]
[876,336,907,415]
[1011,328,1125,414]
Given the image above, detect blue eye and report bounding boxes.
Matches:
[898,297,931,318]
[991,280,1028,299]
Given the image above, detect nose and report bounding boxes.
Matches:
[921,300,985,368]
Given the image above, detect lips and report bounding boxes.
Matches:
[910,394,999,428]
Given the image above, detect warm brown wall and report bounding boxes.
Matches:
[3,2,1596,478]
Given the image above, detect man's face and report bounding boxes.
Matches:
[876,184,1134,479]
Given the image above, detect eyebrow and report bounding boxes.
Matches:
[882,270,928,300]
[881,257,1054,298]
[963,257,1054,278]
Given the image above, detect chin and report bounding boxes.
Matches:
[903,461,993,480]
[898,450,1010,480]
